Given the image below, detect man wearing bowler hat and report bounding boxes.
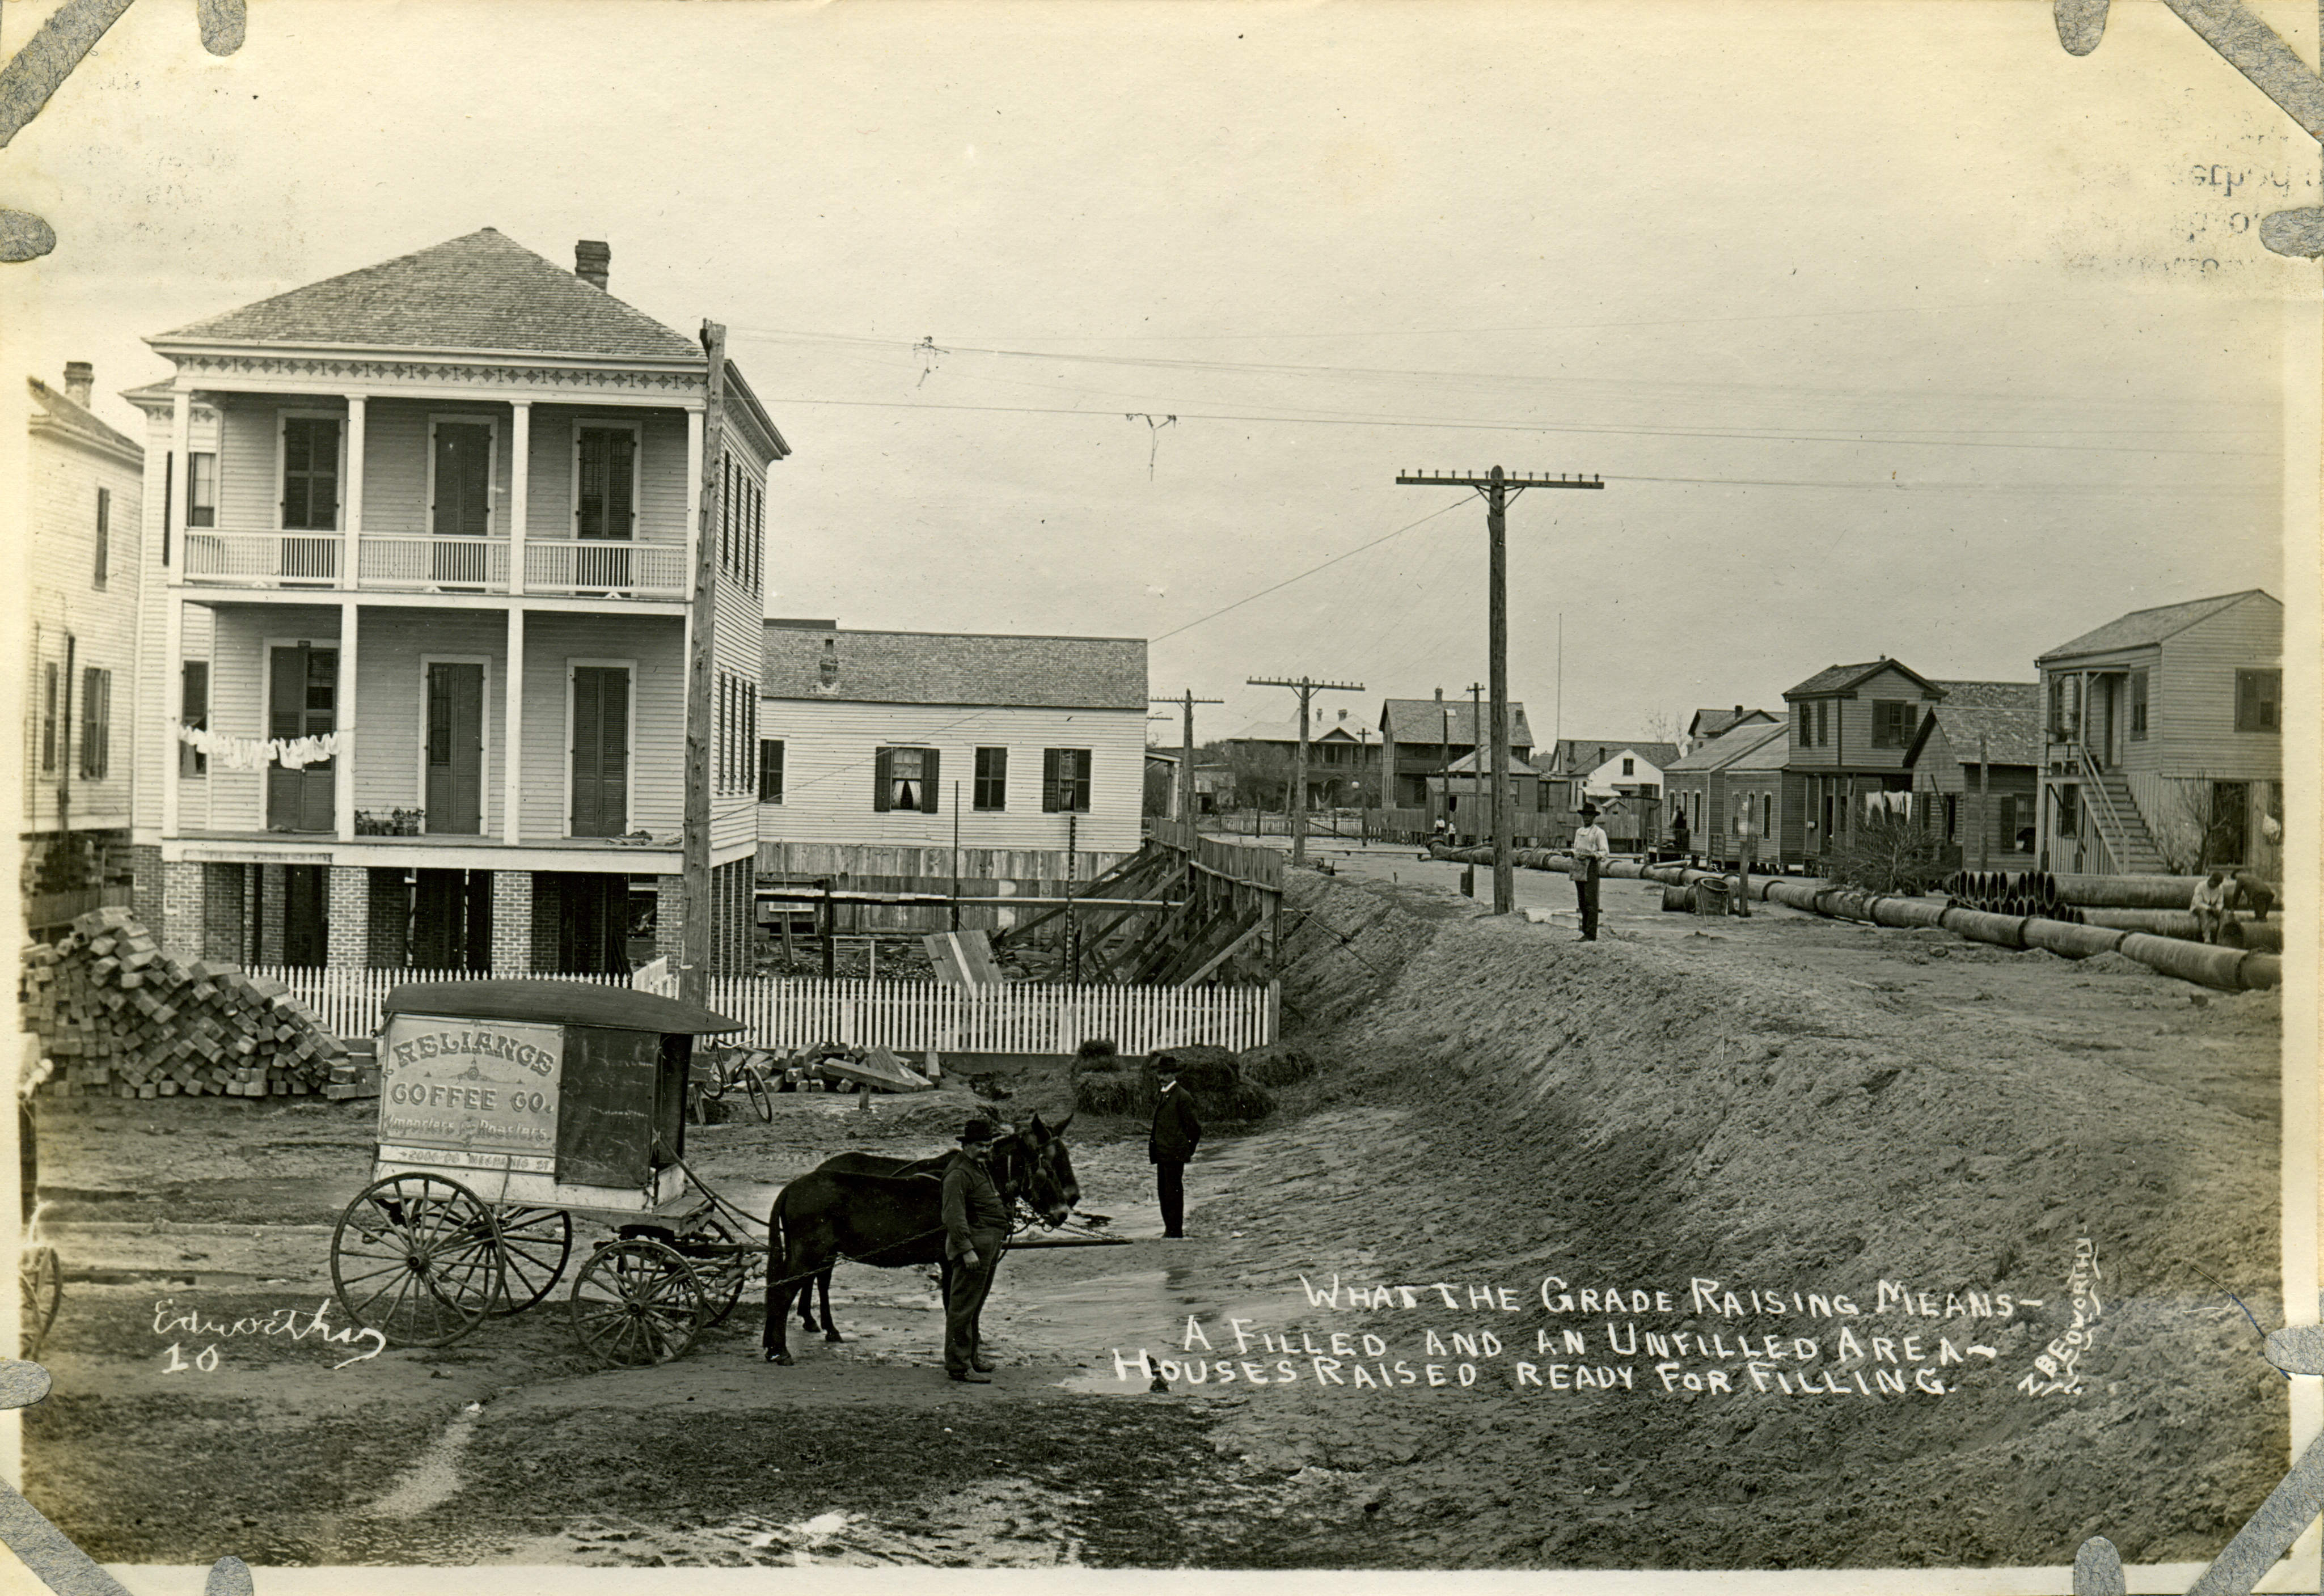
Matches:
[1149,1054,1203,1239]
[940,1117,1009,1382]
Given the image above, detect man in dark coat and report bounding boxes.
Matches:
[940,1117,1009,1382]
[1149,1055,1203,1239]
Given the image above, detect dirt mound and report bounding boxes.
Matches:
[1216,871,2282,1568]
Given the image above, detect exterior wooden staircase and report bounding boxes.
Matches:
[2080,754,2167,874]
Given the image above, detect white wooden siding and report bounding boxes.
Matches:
[526,407,691,545]
[349,612,509,820]
[354,398,515,539]
[197,602,343,831]
[26,425,145,832]
[756,698,1147,853]
[2154,598,2283,780]
[519,611,685,840]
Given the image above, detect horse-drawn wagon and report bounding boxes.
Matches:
[328,980,759,1367]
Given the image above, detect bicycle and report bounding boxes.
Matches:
[688,1047,777,1125]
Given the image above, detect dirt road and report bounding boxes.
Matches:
[23,856,2288,1570]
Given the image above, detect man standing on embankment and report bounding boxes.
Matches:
[1571,803,1611,942]
[1150,1054,1202,1240]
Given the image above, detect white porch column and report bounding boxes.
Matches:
[162,388,192,839]
[507,400,530,595]
[340,395,366,589]
[503,607,525,844]
[335,599,358,841]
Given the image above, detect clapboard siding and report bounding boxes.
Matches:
[757,699,1146,853]
[349,611,509,820]
[215,399,294,531]
[519,610,686,840]
[2155,598,2282,778]
[354,398,517,539]
[26,422,145,832]
[200,603,344,831]
[526,406,692,545]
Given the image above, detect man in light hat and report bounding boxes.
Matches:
[940,1117,1009,1382]
[1571,804,1611,941]
[1149,1054,1203,1239]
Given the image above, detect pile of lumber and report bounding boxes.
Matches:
[325,1039,382,1102]
[18,907,350,1099]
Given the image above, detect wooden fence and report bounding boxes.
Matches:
[248,967,1279,1055]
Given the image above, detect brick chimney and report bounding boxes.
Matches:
[62,362,92,407]
[1433,687,1444,703]
[574,240,610,291]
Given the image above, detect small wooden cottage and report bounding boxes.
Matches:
[1903,682,2040,867]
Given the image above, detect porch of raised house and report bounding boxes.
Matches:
[158,600,758,981]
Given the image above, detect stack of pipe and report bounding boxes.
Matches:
[1424,844,2280,991]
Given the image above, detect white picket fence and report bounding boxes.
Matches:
[249,967,1279,1056]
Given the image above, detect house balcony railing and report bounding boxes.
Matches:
[358,534,509,591]
[180,531,689,600]
[184,531,344,587]
[523,539,689,599]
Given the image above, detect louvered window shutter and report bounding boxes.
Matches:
[920,749,941,813]
[1042,748,1061,812]
[873,747,893,811]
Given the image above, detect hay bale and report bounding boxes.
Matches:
[1239,1040,1320,1088]
[1076,1037,1119,1065]
[1072,1067,1148,1117]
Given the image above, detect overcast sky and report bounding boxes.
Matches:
[7,1,2310,748]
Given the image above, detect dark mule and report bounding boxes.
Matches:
[763,1114,1079,1365]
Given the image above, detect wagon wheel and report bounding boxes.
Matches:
[744,1066,774,1124]
[488,1206,573,1316]
[569,1238,706,1367]
[19,1245,61,1360]
[331,1172,504,1348]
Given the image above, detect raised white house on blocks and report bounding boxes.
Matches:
[125,228,788,975]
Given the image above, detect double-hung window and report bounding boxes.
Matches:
[1042,748,1092,813]
[181,662,209,777]
[282,418,339,530]
[2129,670,2149,740]
[2234,669,2280,733]
[575,426,636,539]
[874,747,940,813]
[187,451,217,527]
[79,668,110,780]
[759,739,785,803]
[974,747,1008,811]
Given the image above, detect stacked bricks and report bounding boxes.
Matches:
[18,906,351,1100]
[326,866,367,967]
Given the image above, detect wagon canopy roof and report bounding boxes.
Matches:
[383,980,744,1034]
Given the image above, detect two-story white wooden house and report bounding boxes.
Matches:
[757,621,1147,859]
[2034,590,2282,879]
[25,363,146,928]
[123,228,787,975]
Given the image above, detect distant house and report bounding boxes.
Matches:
[1663,720,1788,864]
[1377,691,1534,810]
[1780,658,1945,871]
[2034,590,2281,878]
[1533,738,1682,850]
[1142,747,1230,817]
[25,363,145,929]
[1685,705,1778,748]
[1904,681,2040,866]
[1217,710,1377,809]
[758,621,1148,858]
[1422,749,1549,845]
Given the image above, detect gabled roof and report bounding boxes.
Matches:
[1222,720,1366,747]
[2036,590,2279,663]
[1666,718,1790,774]
[1783,658,1942,699]
[1908,702,2043,769]
[762,624,1147,711]
[1535,738,1683,775]
[1438,749,1546,776]
[150,229,704,363]
[1379,699,1535,747]
[1687,706,1777,740]
[28,376,140,466]
[1929,680,2039,711]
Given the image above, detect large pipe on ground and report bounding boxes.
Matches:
[2118,932,2280,992]
[2050,874,2203,911]
[2018,918,2128,961]
[2071,908,2282,952]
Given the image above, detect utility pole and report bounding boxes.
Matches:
[1357,726,1373,840]
[1152,690,1224,827]
[1396,468,1605,914]
[1248,675,1363,866]
[1977,732,1991,871]
[681,322,729,1004]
